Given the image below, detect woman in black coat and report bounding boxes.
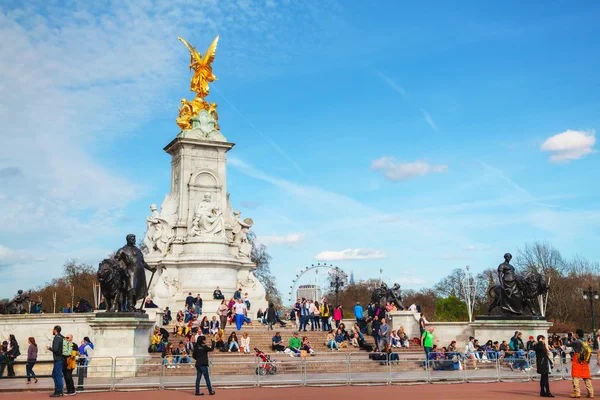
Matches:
[192,335,215,396]
[6,334,20,377]
[266,303,277,331]
[534,335,554,398]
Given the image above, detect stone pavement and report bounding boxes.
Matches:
[0,380,591,400]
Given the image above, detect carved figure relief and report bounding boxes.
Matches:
[143,194,179,255]
[188,193,225,237]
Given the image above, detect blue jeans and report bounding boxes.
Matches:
[229,342,239,351]
[52,359,64,393]
[328,340,338,349]
[195,365,212,394]
[235,314,244,330]
[26,361,36,381]
[299,315,308,331]
[176,355,191,364]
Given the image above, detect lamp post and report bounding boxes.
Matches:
[583,286,599,335]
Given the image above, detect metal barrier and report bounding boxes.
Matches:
[208,357,258,388]
[303,354,348,386]
[74,356,114,392]
[112,356,161,390]
[348,352,390,385]
[427,359,465,384]
[6,350,600,392]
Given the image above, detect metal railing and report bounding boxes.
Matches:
[2,351,600,392]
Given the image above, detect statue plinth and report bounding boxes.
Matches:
[142,122,267,313]
[474,315,547,321]
[88,313,154,378]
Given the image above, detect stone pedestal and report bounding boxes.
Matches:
[388,311,421,337]
[469,318,552,343]
[88,313,155,377]
[142,113,267,314]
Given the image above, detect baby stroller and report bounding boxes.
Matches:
[254,348,277,376]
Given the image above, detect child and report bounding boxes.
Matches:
[390,330,400,348]
[244,293,251,311]
[241,333,251,354]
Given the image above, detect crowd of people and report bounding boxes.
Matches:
[1,325,96,397]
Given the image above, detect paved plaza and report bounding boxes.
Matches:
[2,380,591,400]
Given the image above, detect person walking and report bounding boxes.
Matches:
[233,298,247,331]
[46,325,65,397]
[534,335,554,398]
[26,337,38,384]
[63,334,78,396]
[266,303,277,331]
[567,329,594,399]
[192,335,215,396]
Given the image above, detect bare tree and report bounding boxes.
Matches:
[248,231,283,307]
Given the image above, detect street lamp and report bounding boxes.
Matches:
[583,286,599,335]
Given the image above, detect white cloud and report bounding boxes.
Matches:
[258,233,305,246]
[464,245,477,251]
[397,277,426,285]
[420,109,439,131]
[314,248,385,261]
[371,157,448,181]
[541,129,596,162]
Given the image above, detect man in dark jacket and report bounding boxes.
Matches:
[192,335,215,396]
[185,293,195,310]
[45,325,64,397]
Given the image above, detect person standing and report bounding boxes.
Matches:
[320,302,330,331]
[372,316,381,352]
[192,335,215,396]
[379,318,390,351]
[47,325,65,397]
[333,305,343,329]
[234,298,247,331]
[195,294,203,315]
[26,337,38,384]
[6,334,20,377]
[418,313,426,336]
[217,300,229,331]
[421,328,435,365]
[567,329,594,399]
[63,334,78,396]
[354,302,363,324]
[534,335,554,398]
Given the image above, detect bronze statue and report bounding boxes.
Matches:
[371,282,405,310]
[487,253,549,316]
[3,290,29,314]
[97,258,126,312]
[113,234,156,312]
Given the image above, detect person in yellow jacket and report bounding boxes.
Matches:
[63,334,79,396]
[320,303,330,331]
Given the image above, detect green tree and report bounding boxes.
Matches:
[435,296,468,321]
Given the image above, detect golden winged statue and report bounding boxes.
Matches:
[176,36,220,131]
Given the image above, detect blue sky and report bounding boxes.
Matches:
[0,0,599,301]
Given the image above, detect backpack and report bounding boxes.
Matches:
[62,339,73,357]
[578,340,592,364]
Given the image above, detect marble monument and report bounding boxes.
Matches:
[142,36,267,313]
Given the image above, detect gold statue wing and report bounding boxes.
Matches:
[201,35,219,80]
[177,37,202,65]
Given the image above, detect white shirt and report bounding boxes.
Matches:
[241,336,250,348]
[234,302,247,315]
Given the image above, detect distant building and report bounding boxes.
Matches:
[350,271,355,285]
[296,284,322,302]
